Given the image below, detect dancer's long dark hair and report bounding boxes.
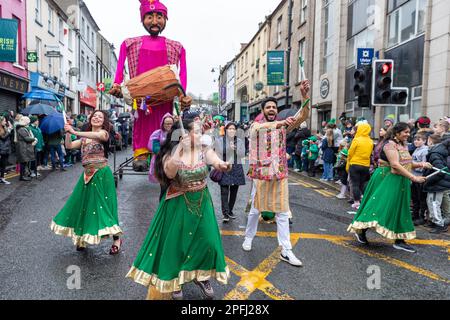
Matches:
[384,122,410,146]
[154,117,196,187]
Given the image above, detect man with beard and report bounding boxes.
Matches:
[242,80,311,267]
[110,0,192,171]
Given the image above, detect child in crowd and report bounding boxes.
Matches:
[423,134,450,234]
[308,136,319,177]
[301,139,310,173]
[411,133,429,225]
[335,148,349,199]
[320,129,335,181]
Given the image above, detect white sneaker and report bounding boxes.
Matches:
[242,237,253,251]
[30,173,37,178]
[336,193,346,199]
[280,250,303,267]
[294,169,300,172]
[351,202,360,210]
[0,178,11,185]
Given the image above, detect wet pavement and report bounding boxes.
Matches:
[0,149,448,300]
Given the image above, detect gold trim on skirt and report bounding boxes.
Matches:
[348,221,416,240]
[126,266,230,294]
[50,221,123,247]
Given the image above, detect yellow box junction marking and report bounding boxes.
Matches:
[223,234,300,300]
[288,176,338,197]
[221,230,450,299]
[328,239,450,284]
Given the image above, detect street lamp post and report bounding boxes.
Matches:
[285,0,294,110]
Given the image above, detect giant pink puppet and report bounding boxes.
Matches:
[110,0,191,171]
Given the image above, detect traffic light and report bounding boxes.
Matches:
[353,65,372,109]
[372,59,408,107]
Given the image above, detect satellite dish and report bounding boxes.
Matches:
[69,68,79,76]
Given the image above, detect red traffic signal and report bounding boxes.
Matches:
[378,62,392,75]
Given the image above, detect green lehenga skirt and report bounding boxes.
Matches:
[50,166,122,247]
[126,187,230,293]
[347,166,416,240]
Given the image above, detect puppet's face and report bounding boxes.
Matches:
[143,12,166,36]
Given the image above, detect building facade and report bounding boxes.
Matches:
[58,0,99,114]
[221,0,450,132]
[0,0,29,114]
[26,0,78,113]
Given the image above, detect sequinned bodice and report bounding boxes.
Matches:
[173,162,209,190]
[81,138,107,167]
[379,141,412,171]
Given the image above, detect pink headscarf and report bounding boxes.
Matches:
[140,0,168,21]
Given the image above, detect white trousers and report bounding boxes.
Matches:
[245,183,292,251]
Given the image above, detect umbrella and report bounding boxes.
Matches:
[118,112,131,119]
[277,108,298,120]
[40,112,65,134]
[213,115,224,121]
[21,103,56,116]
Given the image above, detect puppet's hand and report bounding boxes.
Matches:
[109,84,123,98]
[181,96,193,111]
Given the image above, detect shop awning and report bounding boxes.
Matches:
[80,86,97,108]
[22,89,60,101]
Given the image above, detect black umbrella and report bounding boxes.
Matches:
[22,103,57,116]
[277,108,298,120]
[118,112,131,119]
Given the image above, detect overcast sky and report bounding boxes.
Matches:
[83,0,278,98]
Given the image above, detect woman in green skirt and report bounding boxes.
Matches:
[51,110,123,254]
[127,115,231,300]
[348,122,431,253]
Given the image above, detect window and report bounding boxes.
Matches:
[81,52,85,78]
[300,0,308,24]
[59,18,64,43]
[91,32,94,48]
[87,26,90,45]
[387,0,426,48]
[36,37,42,70]
[298,38,306,82]
[81,18,85,39]
[59,55,63,79]
[91,64,95,83]
[13,16,22,65]
[48,7,54,34]
[68,29,73,51]
[346,29,375,66]
[277,16,282,45]
[347,0,375,37]
[322,0,335,74]
[35,0,41,24]
[411,86,422,120]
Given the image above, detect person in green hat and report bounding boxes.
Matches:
[307,136,319,177]
[28,116,44,178]
[335,143,349,199]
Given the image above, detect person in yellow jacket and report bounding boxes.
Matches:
[346,122,374,210]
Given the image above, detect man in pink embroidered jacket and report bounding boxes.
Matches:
[110,0,191,171]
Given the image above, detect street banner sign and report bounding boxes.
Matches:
[267,51,285,86]
[357,48,375,68]
[104,78,113,92]
[97,82,105,92]
[0,19,18,62]
[213,92,219,105]
[27,51,38,63]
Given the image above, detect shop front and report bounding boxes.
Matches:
[79,86,97,115]
[0,69,29,115]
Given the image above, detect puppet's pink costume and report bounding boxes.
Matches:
[113,0,187,165]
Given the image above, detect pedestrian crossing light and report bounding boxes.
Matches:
[372,59,409,107]
[353,65,372,109]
